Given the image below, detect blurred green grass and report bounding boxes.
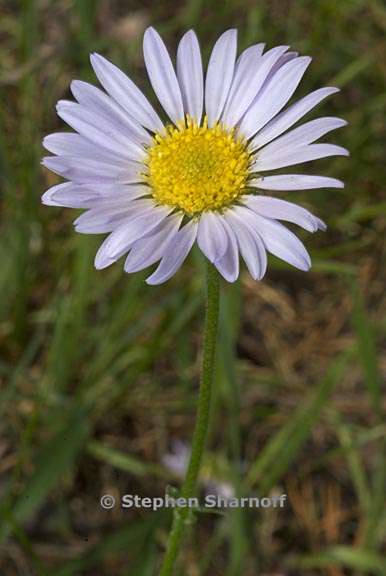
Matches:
[0,0,385,574]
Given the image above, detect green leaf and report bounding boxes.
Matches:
[50,518,159,576]
[289,546,386,574]
[246,350,354,492]
[351,280,382,416]
[0,412,90,543]
[87,441,168,479]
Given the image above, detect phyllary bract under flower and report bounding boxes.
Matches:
[42,27,348,284]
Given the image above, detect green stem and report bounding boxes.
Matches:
[159,262,220,576]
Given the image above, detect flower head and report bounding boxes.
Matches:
[42,27,348,284]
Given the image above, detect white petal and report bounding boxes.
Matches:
[143,27,184,124]
[146,220,198,285]
[75,198,154,231]
[238,56,312,140]
[124,213,183,273]
[74,205,137,234]
[255,116,347,156]
[197,211,228,263]
[43,132,128,162]
[234,42,265,72]
[250,87,340,150]
[70,81,152,146]
[42,153,126,171]
[42,155,144,184]
[90,53,164,133]
[243,195,323,232]
[224,209,267,280]
[212,217,239,282]
[56,100,145,162]
[234,206,311,271]
[42,182,149,210]
[94,202,173,268]
[239,42,265,60]
[252,143,349,171]
[262,51,298,86]
[205,29,237,127]
[90,184,150,204]
[41,182,98,208]
[221,45,288,128]
[315,217,327,232]
[43,132,102,158]
[41,182,148,208]
[177,30,204,124]
[250,174,344,191]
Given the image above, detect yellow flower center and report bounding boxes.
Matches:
[146,118,250,215]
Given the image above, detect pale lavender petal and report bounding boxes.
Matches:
[90,184,150,205]
[42,182,149,208]
[240,42,265,60]
[205,29,237,127]
[74,204,141,234]
[90,52,164,133]
[234,206,311,271]
[42,156,144,184]
[143,27,184,124]
[252,143,349,171]
[250,174,344,191]
[256,116,347,156]
[43,132,128,163]
[197,211,228,263]
[124,213,183,273]
[221,44,287,127]
[250,87,340,150]
[94,202,173,268]
[56,100,145,161]
[213,217,239,282]
[162,440,190,477]
[177,30,204,124]
[243,195,323,232]
[238,56,312,140]
[315,217,327,231]
[224,209,267,280]
[41,182,99,208]
[70,80,151,147]
[146,220,198,285]
[262,51,298,86]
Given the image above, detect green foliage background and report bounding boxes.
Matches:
[0,0,385,574]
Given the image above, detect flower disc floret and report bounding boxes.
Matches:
[146,118,250,215]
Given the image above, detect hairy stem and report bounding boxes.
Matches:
[159,262,220,576]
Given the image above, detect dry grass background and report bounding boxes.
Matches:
[0,0,385,574]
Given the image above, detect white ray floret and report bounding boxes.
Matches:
[42,26,348,285]
[176,30,204,124]
[90,53,164,132]
[205,29,238,127]
[143,27,184,125]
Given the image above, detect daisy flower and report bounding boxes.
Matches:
[42,27,348,284]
